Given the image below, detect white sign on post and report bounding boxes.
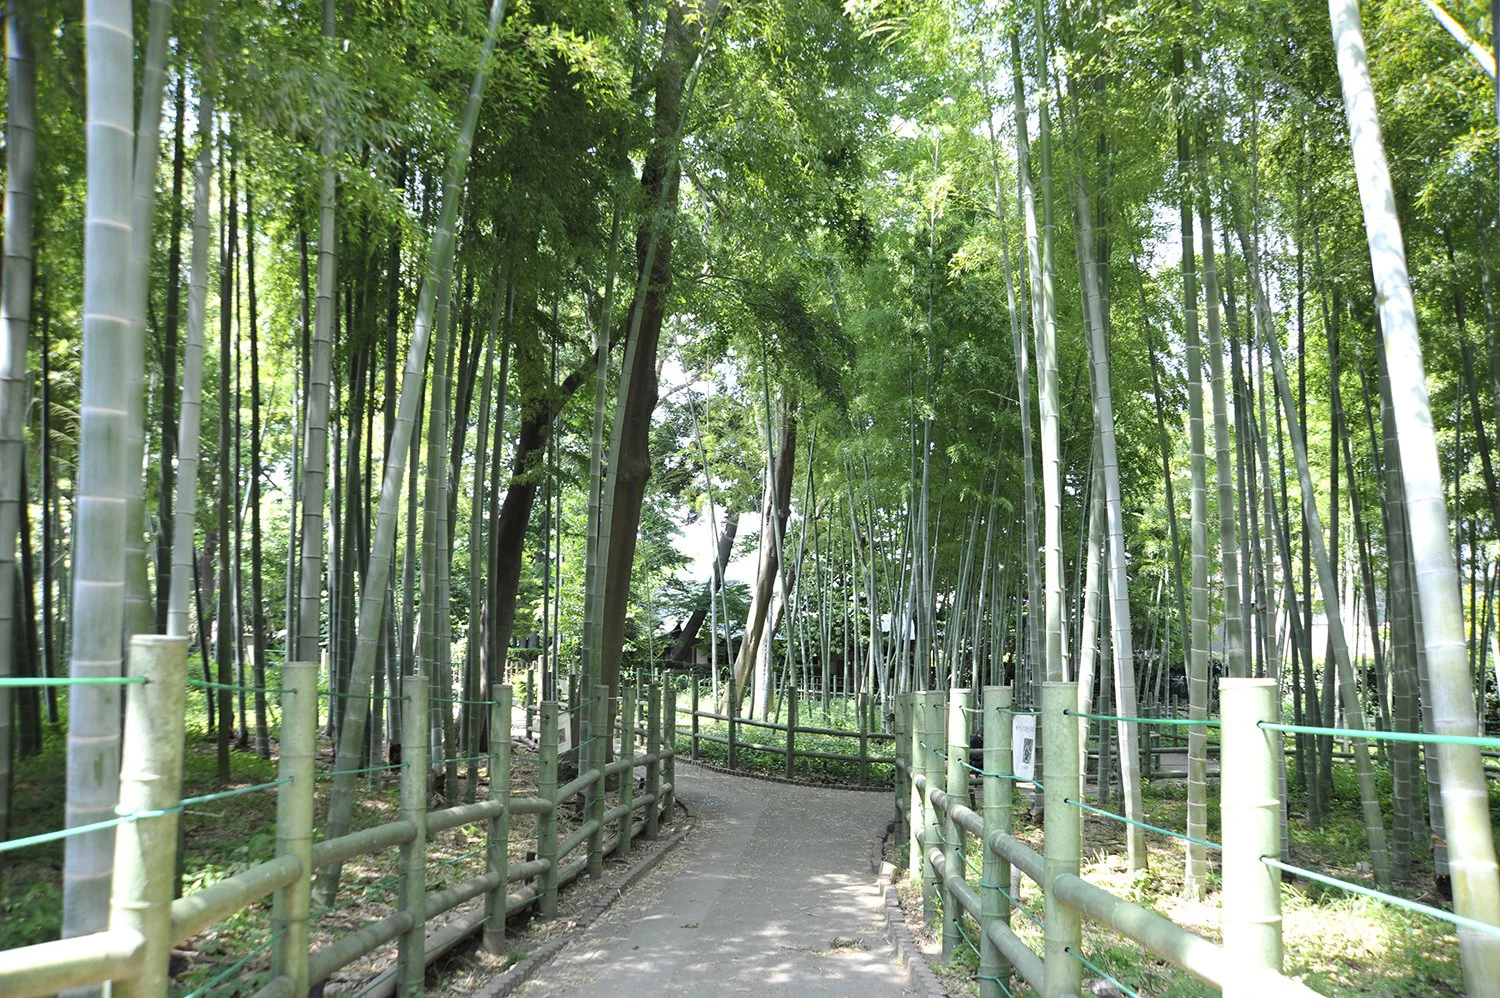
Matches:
[1012,713,1037,782]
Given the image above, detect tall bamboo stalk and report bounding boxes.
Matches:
[0,0,38,843]
[1074,174,1146,869]
[121,0,173,645]
[1329,1,1500,976]
[314,0,510,904]
[295,0,339,667]
[168,9,216,641]
[62,0,138,961]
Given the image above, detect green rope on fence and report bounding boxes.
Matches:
[319,764,405,779]
[956,917,983,959]
[432,754,488,767]
[1065,947,1140,998]
[980,881,1044,930]
[0,675,148,687]
[976,973,1014,997]
[1260,721,1500,750]
[1,777,290,853]
[180,928,286,998]
[961,759,1022,779]
[0,812,142,854]
[189,678,275,694]
[1064,797,1222,850]
[179,778,294,810]
[1064,709,1221,728]
[1262,856,1500,936]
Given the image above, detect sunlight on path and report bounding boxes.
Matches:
[509,763,913,997]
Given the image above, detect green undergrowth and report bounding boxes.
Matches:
[0,665,553,997]
[675,718,895,786]
[910,758,1500,997]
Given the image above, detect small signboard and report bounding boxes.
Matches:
[1012,713,1037,782]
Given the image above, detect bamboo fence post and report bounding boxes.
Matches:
[921,691,944,924]
[908,692,926,882]
[397,672,429,997]
[271,660,318,995]
[894,692,909,845]
[1041,681,1082,997]
[727,674,738,771]
[858,692,871,785]
[690,677,700,761]
[107,635,189,998]
[525,664,535,740]
[942,686,970,960]
[618,683,636,859]
[537,700,559,917]
[785,683,798,779]
[484,684,511,954]
[645,683,662,839]
[980,684,1013,998]
[663,681,677,819]
[587,682,607,878]
[1221,677,1283,990]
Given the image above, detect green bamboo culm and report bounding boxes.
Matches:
[0,0,39,846]
[313,0,512,908]
[61,0,139,969]
[1326,0,1500,985]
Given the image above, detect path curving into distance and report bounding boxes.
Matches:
[509,762,916,997]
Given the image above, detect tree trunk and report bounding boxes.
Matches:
[669,512,739,662]
[730,409,797,709]
[599,0,723,704]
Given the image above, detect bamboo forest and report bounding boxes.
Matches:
[2,0,1500,995]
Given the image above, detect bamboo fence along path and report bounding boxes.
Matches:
[899,682,1500,998]
[0,635,678,998]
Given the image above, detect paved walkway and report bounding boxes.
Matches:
[511,763,916,997]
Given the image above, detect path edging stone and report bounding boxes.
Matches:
[874,820,949,998]
[470,804,694,998]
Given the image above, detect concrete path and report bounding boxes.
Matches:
[510,763,916,997]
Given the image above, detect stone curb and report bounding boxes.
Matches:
[470,803,694,998]
[678,753,891,792]
[874,820,949,998]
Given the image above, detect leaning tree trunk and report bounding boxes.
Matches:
[670,512,739,662]
[313,0,510,905]
[1328,0,1500,980]
[729,410,797,710]
[62,0,138,962]
[0,0,38,844]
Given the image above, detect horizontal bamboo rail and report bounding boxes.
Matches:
[0,657,679,998]
[898,684,1321,998]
